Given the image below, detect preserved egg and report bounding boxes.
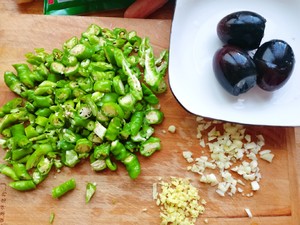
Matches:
[213,45,257,96]
[253,39,295,91]
[217,11,266,50]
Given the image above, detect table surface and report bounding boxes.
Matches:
[0,1,300,225]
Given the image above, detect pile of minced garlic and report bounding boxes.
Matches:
[153,177,206,225]
[183,116,274,197]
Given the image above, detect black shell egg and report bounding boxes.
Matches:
[253,39,295,91]
[213,45,257,96]
[217,11,266,50]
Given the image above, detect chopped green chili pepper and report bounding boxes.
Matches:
[105,117,122,141]
[62,150,80,167]
[0,164,19,181]
[140,137,161,157]
[110,140,141,179]
[130,111,144,136]
[55,87,72,103]
[52,178,76,199]
[37,156,53,176]
[32,169,47,185]
[75,138,93,153]
[0,98,23,117]
[49,212,55,224]
[69,43,94,61]
[0,23,169,187]
[0,110,28,133]
[35,108,52,117]
[90,158,106,171]
[85,182,97,203]
[26,143,54,170]
[4,71,27,95]
[12,163,32,180]
[93,79,112,93]
[13,63,35,88]
[101,102,124,118]
[122,153,141,179]
[105,157,117,171]
[94,142,110,159]
[144,109,164,125]
[11,148,34,161]
[9,180,36,191]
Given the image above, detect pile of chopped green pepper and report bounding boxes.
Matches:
[0,24,168,191]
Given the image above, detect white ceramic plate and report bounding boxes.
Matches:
[169,0,300,126]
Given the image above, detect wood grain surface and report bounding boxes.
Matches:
[0,13,299,225]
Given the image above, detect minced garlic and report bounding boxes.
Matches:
[183,116,275,197]
[154,177,205,225]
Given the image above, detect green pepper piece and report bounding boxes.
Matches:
[100,93,119,104]
[37,156,53,176]
[105,117,122,141]
[57,139,75,151]
[48,113,65,129]
[141,83,159,105]
[9,180,36,191]
[72,87,86,98]
[26,143,54,170]
[32,95,53,108]
[94,142,110,159]
[87,132,103,144]
[78,77,93,93]
[0,98,23,117]
[90,158,106,171]
[11,148,34,161]
[93,79,112,93]
[0,164,19,181]
[103,45,117,65]
[4,71,27,95]
[0,110,28,133]
[32,169,47,185]
[144,109,164,125]
[89,61,114,72]
[52,178,76,198]
[118,93,137,112]
[65,63,80,77]
[50,61,65,75]
[12,163,32,180]
[105,157,117,171]
[114,48,143,100]
[10,124,32,149]
[12,63,35,88]
[85,182,97,203]
[122,153,141,179]
[47,73,63,83]
[140,137,161,157]
[55,87,72,103]
[52,48,63,61]
[35,108,52,117]
[49,212,55,224]
[83,95,98,117]
[130,111,144,136]
[35,116,49,127]
[69,43,94,61]
[24,125,39,139]
[101,102,124,118]
[62,150,80,167]
[63,36,79,50]
[62,129,81,143]
[75,138,93,153]
[25,48,47,66]
[61,54,78,67]
[112,76,125,95]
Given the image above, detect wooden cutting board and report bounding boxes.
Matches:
[0,14,299,225]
